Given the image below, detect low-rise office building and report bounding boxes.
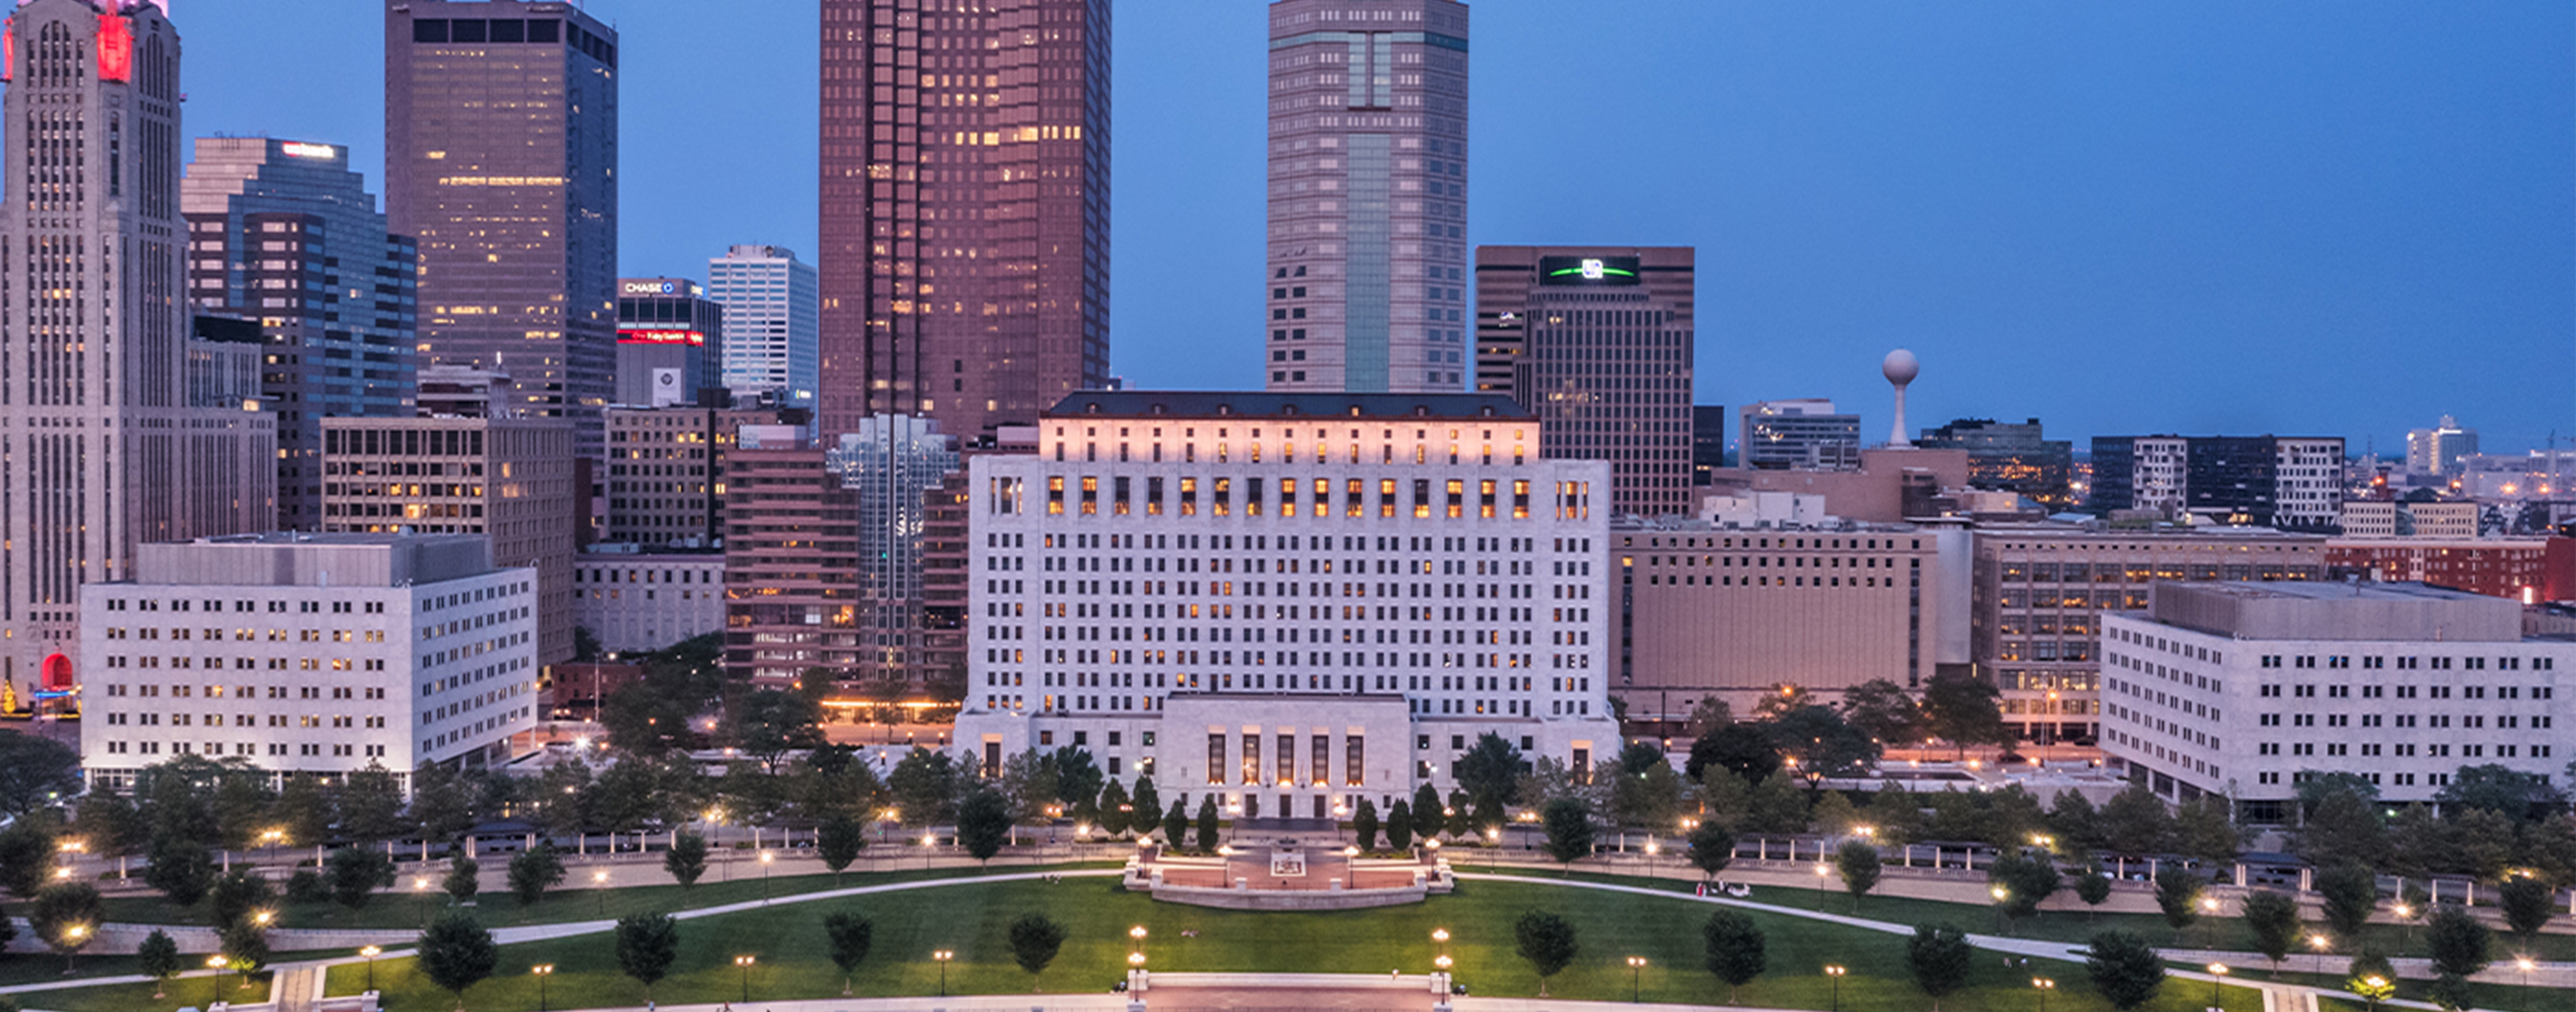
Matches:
[573,550,725,653]
[2324,536,2573,604]
[2101,581,2570,818]
[2337,500,2479,539]
[79,534,538,790]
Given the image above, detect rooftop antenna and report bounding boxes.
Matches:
[1881,349,1919,449]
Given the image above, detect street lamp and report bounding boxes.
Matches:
[733,955,755,1004]
[2201,895,2221,946]
[2517,956,2536,995]
[61,924,86,973]
[2031,976,2055,1012]
[206,955,228,1006]
[360,946,382,993]
[2206,963,2227,1010]
[1991,885,2011,932]
[1825,964,1846,1012]
[2391,902,2415,947]
[933,949,955,997]
[2307,933,2330,976]
[1626,956,1647,1003]
[2358,973,2391,1011]
[531,964,554,1012]
[1814,862,1830,911]
[760,850,776,903]
[1131,925,1148,956]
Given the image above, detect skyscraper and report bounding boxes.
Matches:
[1474,246,1694,517]
[0,0,277,691]
[706,245,818,408]
[385,1,619,458]
[817,0,1110,444]
[183,137,419,530]
[614,278,724,408]
[824,415,960,692]
[1265,0,1470,395]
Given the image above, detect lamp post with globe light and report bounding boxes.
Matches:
[2207,963,2227,1010]
[2031,977,2055,1012]
[934,949,954,996]
[1627,956,1647,1003]
[207,955,228,1007]
[361,946,381,992]
[1825,964,1846,1012]
[531,964,554,1012]
[734,955,755,1004]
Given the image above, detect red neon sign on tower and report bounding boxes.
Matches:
[96,12,131,83]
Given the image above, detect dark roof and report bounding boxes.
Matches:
[1045,390,1532,422]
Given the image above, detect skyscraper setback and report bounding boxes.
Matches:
[1265,0,1470,395]
[0,0,277,690]
[385,0,619,458]
[817,0,1110,443]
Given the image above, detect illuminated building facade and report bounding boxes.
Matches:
[614,277,726,408]
[1916,418,2075,510]
[1474,246,1694,517]
[722,427,864,686]
[817,0,1111,443]
[826,415,960,690]
[707,245,818,407]
[1265,0,1470,395]
[385,0,620,458]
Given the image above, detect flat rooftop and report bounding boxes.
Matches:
[1045,390,1531,422]
[127,533,500,588]
[2144,580,2524,642]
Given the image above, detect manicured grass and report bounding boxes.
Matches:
[318,876,2269,1012]
[93,859,1121,933]
[7,971,270,1012]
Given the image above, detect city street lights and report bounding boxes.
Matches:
[1991,885,2011,932]
[531,964,554,1012]
[2206,963,2227,1010]
[2357,973,2392,1011]
[1626,956,1646,1003]
[2031,977,2055,1012]
[360,946,381,992]
[2201,896,2221,946]
[1813,862,1830,910]
[61,924,85,973]
[206,955,227,1006]
[2307,933,2330,976]
[759,850,775,903]
[934,949,955,996]
[2391,902,2415,947]
[733,955,755,1004]
[592,870,609,917]
[2517,956,2536,996]
[1825,964,1846,1012]
[1132,925,1148,957]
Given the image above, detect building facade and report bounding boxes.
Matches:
[602,405,796,548]
[1916,418,2074,510]
[182,137,419,531]
[2101,581,2570,815]
[615,277,725,408]
[1264,0,1471,395]
[1612,519,1970,723]
[1473,247,1694,518]
[826,416,960,689]
[722,427,863,685]
[2088,435,2346,533]
[816,0,1110,442]
[0,0,278,693]
[2325,537,2574,604]
[385,0,619,458]
[573,550,725,653]
[2407,416,2478,477]
[1971,523,2327,744]
[2336,500,2480,540]
[950,392,1618,812]
[1738,400,1859,470]
[707,245,818,407]
[319,417,579,667]
[1692,406,1727,487]
[80,534,537,789]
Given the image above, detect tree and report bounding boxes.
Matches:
[508,843,565,905]
[69,792,145,865]
[1687,821,1735,880]
[1540,797,1594,869]
[1769,705,1881,786]
[2425,905,2492,978]
[2074,868,2112,919]
[1006,912,1067,990]
[888,747,962,828]
[29,881,101,972]
[2153,867,2202,940]
[958,787,1014,864]
[1701,910,1765,1003]
[1353,798,1381,852]
[1839,678,1921,745]
[1699,768,1754,832]
[1686,723,1779,785]
[811,814,867,885]
[2344,949,2398,1006]
[2172,796,2243,864]
[1161,800,1190,850]
[1455,732,1526,813]
[1609,752,1685,831]
[1809,790,1863,839]
[417,910,499,1010]
[1754,684,1814,719]
[664,833,707,890]
[2437,764,2556,822]
[328,846,396,911]
[273,774,333,850]
[1833,839,1882,908]
[2499,875,2554,943]
[137,928,180,998]
[2045,790,2109,857]
[823,911,872,995]
[997,749,1060,827]
[0,821,52,899]
[2424,972,2478,1012]
[286,868,328,905]
[1130,777,1163,840]
[1386,800,1415,850]
[615,912,680,1003]
[1194,794,1220,852]
[2239,891,2302,975]
[2294,779,2389,869]
[220,920,270,982]
[1048,746,1103,814]
[143,832,215,906]
[0,731,77,817]
[1513,910,1580,997]
[338,762,408,845]
[1987,848,2061,926]
[443,855,480,904]
[1905,924,1974,1012]
[208,869,277,931]
[2084,930,2167,1010]
[1860,785,1924,845]
[728,687,827,774]
[1412,784,1445,842]
[1919,672,2010,758]
[2310,863,2377,939]
[1743,772,1811,835]
[408,761,478,845]
[1096,779,1133,836]
[2098,783,2174,857]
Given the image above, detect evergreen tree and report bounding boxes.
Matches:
[2084,930,2166,1009]
[1513,910,1580,997]
[442,854,480,904]
[1387,800,1415,850]
[1701,910,1765,1004]
[1905,924,1973,1012]
[822,911,872,995]
[614,912,680,1004]
[416,910,498,1009]
[1006,912,1067,991]
[663,833,708,890]
[1353,798,1381,852]
[136,929,180,998]
[1193,795,1221,852]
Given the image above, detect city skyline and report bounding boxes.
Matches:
[169,1,2573,453]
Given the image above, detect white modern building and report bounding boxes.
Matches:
[2101,581,2570,819]
[80,534,540,791]
[2336,500,2480,539]
[2272,438,2347,532]
[573,550,725,653]
[952,392,1619,819]
[706,245,819,407]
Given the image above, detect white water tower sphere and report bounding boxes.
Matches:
[1882,349,1919,448]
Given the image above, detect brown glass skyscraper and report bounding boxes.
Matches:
[385,1,619,458]
[1476,246,1695,517]
[818,0,1110,443]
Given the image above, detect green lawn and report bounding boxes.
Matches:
[6,971,270,1012]
[93,859,1121,933]
[310,876,2268,1012]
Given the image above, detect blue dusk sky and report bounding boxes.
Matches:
[176,1,2571,454]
